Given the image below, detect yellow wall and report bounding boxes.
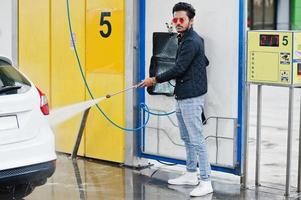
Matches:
[19,0,125,162]
[51,0,86,154]
[19,0,51,97]
[85,0,125,163]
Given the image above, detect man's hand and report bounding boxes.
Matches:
[138,77,157,88]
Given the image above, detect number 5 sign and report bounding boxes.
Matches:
[86,1,124,74]
[100,12,112,38]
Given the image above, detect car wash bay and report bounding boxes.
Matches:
[4,0,301,199]
[18,0,243,177]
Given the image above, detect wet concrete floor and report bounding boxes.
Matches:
[24,154,301,200]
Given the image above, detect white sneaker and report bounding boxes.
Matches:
[190,180,213,197]
[168,172,199,186]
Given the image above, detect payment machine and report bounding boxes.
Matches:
[246,31,301,196]
[247,31,301,86]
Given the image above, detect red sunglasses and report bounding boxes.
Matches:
[172,17,185,24]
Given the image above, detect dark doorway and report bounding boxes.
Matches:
[248,0,277,30]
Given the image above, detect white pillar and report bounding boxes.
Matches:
[277,0,290,30]
[124,0,148,167]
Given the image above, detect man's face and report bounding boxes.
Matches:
[172,11,193,33]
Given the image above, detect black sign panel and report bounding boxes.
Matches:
[259,34,279,47]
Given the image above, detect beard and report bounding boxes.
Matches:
[176,25,185,33]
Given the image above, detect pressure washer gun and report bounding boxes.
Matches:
[105,84,140,99]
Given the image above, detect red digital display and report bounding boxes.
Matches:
[259,34,279,47]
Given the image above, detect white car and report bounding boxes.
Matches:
[0,57,56,199]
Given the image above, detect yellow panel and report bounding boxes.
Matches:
[249,52,279,82]
[51,0,86,154]
[85,0,125,162]
[85,74,124,162]
[248,31,293,85]
[19,0,50,97]
[86,0,124,74]
[293,33,301,84]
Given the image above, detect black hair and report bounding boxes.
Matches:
[172,2,195,19]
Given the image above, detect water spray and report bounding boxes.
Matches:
[49,84,140,127]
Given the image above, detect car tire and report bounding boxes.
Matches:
[0,183,35,200]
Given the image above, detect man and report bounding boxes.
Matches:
[139,2,212,197]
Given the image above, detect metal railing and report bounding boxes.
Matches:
[143,108,238,169]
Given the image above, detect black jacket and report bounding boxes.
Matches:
[155,28,209,100]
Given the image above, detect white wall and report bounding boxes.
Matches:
[143,0,241,168]
[0,0,17,65]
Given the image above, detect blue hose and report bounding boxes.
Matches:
[144,110,176,116]
[66,0,174,131]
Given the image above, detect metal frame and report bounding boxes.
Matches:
[124,0,150,168]
[285,86,294,196]
[242,83,250,188]
[136,0,145,158]
[124,0,137,167]
[143,113,238,169]
[298,93,301,193]
[136,0,246,176]
[244,84,297,196]
[71,108,91,160]
[255,85,262,186]
[205,117,238,169]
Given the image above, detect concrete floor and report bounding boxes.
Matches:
[22,154,301,200]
